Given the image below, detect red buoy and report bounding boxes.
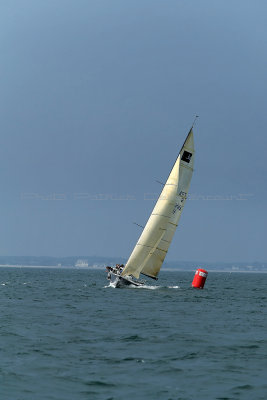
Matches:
[192,268,208,289]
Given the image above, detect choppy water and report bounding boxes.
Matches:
[0,268,267,400]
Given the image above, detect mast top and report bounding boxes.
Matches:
[191,115,199,129]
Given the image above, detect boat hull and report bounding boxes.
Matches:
[115,275,143,288]
[106,267,144,288]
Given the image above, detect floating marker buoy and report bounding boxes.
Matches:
[192,268,208,289]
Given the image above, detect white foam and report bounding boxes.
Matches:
[135,284,160,290]
[103,281,117,289]
[104,282,180,290]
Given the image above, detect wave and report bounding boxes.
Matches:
[104,282,181,290]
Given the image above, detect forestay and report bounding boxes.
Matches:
[121,128,195,280]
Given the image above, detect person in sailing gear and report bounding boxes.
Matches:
[106,266,112,280]
[115,264,124,273]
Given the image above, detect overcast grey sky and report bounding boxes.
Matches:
[0,0,266,262]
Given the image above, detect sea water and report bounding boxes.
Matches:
[0,267,267,400]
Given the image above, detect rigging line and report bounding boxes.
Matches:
[133,222,144,229]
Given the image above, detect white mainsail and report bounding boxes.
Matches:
[121,128,194,280]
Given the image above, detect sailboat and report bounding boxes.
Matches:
[106,124,195,288]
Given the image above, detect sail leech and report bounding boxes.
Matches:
[121,128,195,280]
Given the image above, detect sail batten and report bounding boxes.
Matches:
[121,128,195,280]
[157,248,168,253]
[152,214,171,218]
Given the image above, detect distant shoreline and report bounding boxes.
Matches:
[0,264,267,273]
[0,264,104,269]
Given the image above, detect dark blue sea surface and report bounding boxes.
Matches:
[0,268,267,400]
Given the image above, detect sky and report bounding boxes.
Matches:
[0,0,266,262]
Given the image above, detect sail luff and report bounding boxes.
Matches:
[121,128,194,279]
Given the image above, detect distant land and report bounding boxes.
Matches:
[0,256,266,272]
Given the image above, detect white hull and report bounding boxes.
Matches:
[106,267,144,288]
